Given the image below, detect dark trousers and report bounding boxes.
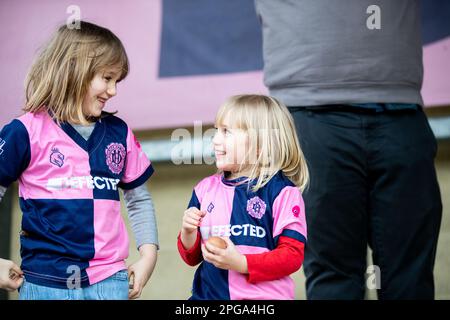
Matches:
[290,106,442,300]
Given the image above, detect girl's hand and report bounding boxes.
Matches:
[180,207,206,250]
[0,258,24,291]
[181,207,205,234]
[201,238,248,274]
[128,244,157,299]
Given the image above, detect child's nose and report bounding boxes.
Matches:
[107,83,117,97]
[212,132,221,145]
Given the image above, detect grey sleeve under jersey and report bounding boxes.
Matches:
[123,183,159,250]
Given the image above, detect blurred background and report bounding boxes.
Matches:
[0,0,449,300]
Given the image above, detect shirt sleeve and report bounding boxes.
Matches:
[242,186,307,283]
[177,230,203,266]
[123,184,159,250]
[245,236,305,283]
[119,127,154,190]
[272,186,307,244]
[0,119,31,188]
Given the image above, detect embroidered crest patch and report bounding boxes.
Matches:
[246,196,266,219]
[105,143,126,174]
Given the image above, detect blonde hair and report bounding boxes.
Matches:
[24,21,129,124]
[215,94,309,192]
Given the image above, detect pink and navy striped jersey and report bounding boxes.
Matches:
[0,111,153,288]
[187,172,307,300]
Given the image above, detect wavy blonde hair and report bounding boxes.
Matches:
[215,94,309,192]
[24,21,129,124]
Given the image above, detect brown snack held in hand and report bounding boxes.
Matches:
[207,236,227,249]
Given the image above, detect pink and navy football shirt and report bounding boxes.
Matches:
[187,172,307,300]
[0,111,153,288]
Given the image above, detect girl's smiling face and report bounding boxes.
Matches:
[81,66,122,120]
[213,116,251,177]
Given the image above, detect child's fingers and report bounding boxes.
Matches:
[128,282,141,299]
[13,277,24,289]
[183,212,201,222]
[182,213,202,228]
[127,268,141,299]
[4,278,22,291]
[202,243,221,259]
[222,237,234,247]
[185,208,206,219]
[10,264,23,276]
[182,217,200,229]
[0,263,23,291]
[184,207,201,216]
[185,210,204,221]
[201,245,225,269]
[127,269,135,290]
[205,241,223,255]
[182,208,205,232]
[183,216,201,227]
[201,244,213,262]
[183,213,200,225]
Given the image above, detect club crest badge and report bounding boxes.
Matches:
[246,196,266,219]
[50,147,65,168]
[105,142,126,174]
[292,205,301,217]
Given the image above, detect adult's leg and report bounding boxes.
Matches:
[291,108,369,299]
[367,109,442,299]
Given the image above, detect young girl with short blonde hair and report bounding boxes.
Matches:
[178,94,309,300]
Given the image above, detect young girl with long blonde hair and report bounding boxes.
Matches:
[0,21,158,300]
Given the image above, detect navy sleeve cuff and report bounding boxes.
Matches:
[274,229,306,246]
[119,165,154,190]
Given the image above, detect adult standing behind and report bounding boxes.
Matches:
[254,0,442,299]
